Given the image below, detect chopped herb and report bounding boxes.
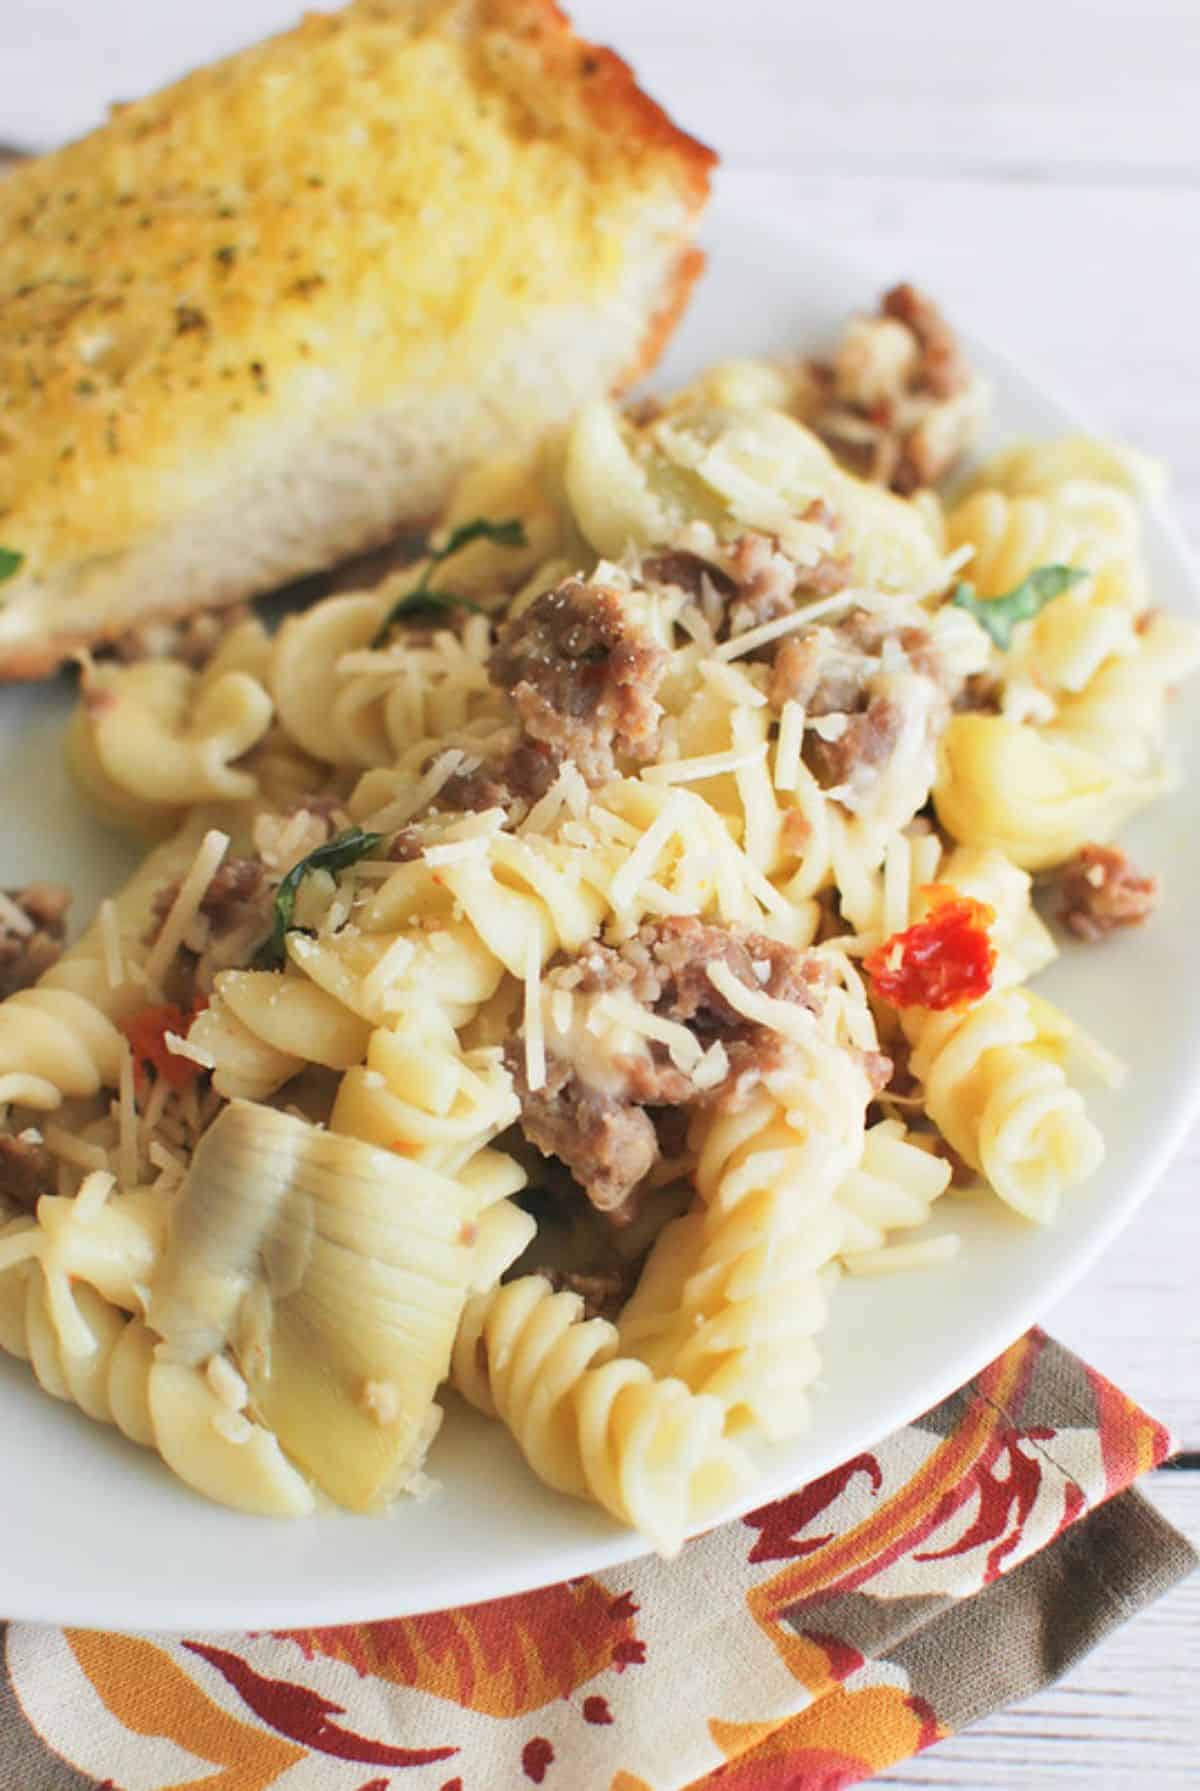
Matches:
[951,563,1089,650]
[0,547,24,585]
[256,827,383,969]
[372,515,526,645]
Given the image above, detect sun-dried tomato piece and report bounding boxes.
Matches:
[121,999,208,1091]
[864,884,996,1011]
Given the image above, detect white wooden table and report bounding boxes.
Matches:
[3,1,1197,1782]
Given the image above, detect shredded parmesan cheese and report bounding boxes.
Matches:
[774,699,806,792]
[116,1043,139,1193]
[164,1030,217,1072]
[42,1125,109,1173]
[692,1040,730,1091]
[705,959,818,1043]
[522,931,546,1093]
[809,712,849,742]
[364,748,468,831]
[148,1139,185,1178]
[521,763,590,834]
[699,659,768,708]
[0,891,33,936]
[360,935,417,1008]
[97,898,125,992]
[676,604,716,650]
[642,743,768,784]
[608,794,685,912]
[593,991,703,1071]
[714,589,858,661]
[143,829,230,994]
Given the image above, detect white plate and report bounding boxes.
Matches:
[4,189,1199,1632]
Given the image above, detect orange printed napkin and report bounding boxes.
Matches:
[2,1327,1193,1790]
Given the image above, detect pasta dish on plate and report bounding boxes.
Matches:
[0,286,1193,1554]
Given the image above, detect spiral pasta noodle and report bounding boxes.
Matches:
[190,902,505,1101]
[452,1274,752,1556]
[270,594,508,770]
[332,1017,518,1175]
[934,712,1153,871]
[69,620,275,830]
[0,1179,314,1515]
[947,481,1148,615]
[834,1119,953,1267]
[905,991,1104,1224]
[617,1013,873,1438]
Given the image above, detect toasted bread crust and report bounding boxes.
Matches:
[492,0,715,204]
[0,0,714,678]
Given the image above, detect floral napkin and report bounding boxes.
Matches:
[2,1327,1193,1791]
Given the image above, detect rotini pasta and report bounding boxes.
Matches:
[0,1175,314,1515]
[0,288,1193,1550]
[905,991,1104,1223]
[451,1274,752,1556]
[68,620,275,830]
[617,1004,873,1439]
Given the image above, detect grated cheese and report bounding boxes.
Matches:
[699,659,768,708]
[705,959,818,1043]
[43,1125,110,1173]
[522,930,546,1093]
[608,794,684,912]
[774,699,805,792]
[148,1139,185,1178]
[809,713,849,743]
[714,589,858,661]
[116,1043,139,1193]
[143,829,230,994]
[139,1070,171,1143]
[360,935,417,1008]
[692,1040,730,1091]
[676,604,716,651]
[164,1030,217,1071]
[642,743,768,785]
[0,891,33,936]
[521,763,590,835]
[363,748,468,832]
[548,987,574,1035]
[422,835,493,866]
[593,991,703,1071]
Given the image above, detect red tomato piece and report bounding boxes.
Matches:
[864,883,996,1012]
[121,999,208,1091]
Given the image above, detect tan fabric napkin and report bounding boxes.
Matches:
[1,1327,1193,1790]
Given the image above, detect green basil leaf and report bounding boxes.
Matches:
[0,547,24,585]
[257,827,384,969]
[382,586,485,621]
[373,515,526,646]
[951,562,1089,650]
[432,516,527,563]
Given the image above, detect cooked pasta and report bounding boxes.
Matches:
[451,1274,752,1556]
[618,1016,873,1439]
[69,620,275,830]
[905,991,1105,1223]
[1,284,1194,1548]
[0,1175,314,1515]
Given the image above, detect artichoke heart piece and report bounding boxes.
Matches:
[150,1100,482,1513]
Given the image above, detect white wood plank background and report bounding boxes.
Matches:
[1,1,1197,1783]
